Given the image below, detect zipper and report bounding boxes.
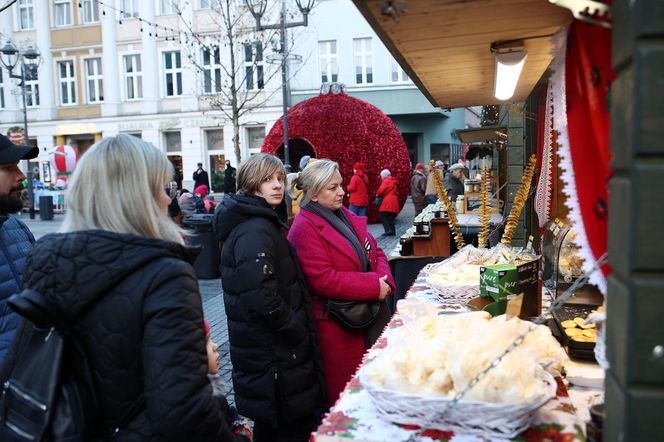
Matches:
[5,381,48,411]
[5,421,34,440]
[273,368,278,380]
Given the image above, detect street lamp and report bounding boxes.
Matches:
[0,40,41,219]
[246,0,315,172]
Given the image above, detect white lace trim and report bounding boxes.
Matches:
[535,80,554,227]
[551,26,607,295]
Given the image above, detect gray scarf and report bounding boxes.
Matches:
[302,202,370,272]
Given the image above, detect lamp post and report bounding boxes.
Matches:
[246,0,315,172]
[0,40,41,219]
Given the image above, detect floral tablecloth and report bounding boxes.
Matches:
[312,276,589,442]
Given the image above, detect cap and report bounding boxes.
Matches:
[299,155,311,171]
[0,133,39,165]
[434,160,445,169]
[415,163,426,171]
[448,163,465,171]
[353,162,365,172]
[380,169,391,178]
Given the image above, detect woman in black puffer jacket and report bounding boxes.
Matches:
[214,153,326,442]
[5,134,245,441]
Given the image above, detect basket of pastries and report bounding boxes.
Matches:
[359,299,567,439]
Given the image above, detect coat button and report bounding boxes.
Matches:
[292,353,297,359]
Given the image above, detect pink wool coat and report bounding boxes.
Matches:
[288,207,395,405]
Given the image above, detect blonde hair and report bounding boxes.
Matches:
[236,153,286,194]
[60,134,184,244]
[294,159,340,207]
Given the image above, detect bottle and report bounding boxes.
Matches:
[456,196,465,214]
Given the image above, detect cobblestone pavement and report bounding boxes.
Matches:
[17,199,417,408]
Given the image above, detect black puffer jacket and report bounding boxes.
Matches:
[16,230,242,441]
[214,194,325,427]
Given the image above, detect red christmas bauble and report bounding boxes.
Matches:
[262,89,410,223]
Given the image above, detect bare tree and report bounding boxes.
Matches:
[176,0,304,164]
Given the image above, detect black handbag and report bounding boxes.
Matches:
[373,196,383,208]
[323,299,381,331]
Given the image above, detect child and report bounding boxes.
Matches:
[204,320,253,441]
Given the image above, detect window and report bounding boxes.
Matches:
[198,0,212,9]
[25,71,39,107]
[120,0,139,18]
[244,42,264,91]
[0,69,4,108]
[164,131,181,153]
[206,129,224,151]
[85,58,103,103]
[206,129,225,192]
[123,54,143,100]
[247,126,265,152]
[391,58,410,83]
[121,131,142,139]
[353,38,373,85]
[160,0,176,15]
[58,60,76,105]
[163,51,182,97]
[82,0,100,23]
[18,0,34,30]
[318,40,338,83]
[201,46,222,94]
[54,0,72,27]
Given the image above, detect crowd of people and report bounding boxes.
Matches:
[0,131,472,441]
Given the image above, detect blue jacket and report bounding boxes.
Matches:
[0,215,34,367]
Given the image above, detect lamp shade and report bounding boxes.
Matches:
[494,50,528,101]
[0,40,19,70]
[22,46,40,67]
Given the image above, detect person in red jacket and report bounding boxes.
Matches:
[376,169,399,236]
[346,162,369,216]
[288,159,395,405]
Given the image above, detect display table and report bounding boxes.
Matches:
[312,274,592,442]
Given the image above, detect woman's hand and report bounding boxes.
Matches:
[378,275,392,300]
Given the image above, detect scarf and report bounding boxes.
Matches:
[301,202,369,272]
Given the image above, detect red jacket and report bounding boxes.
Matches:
[376,176,399,213]
[346,172,369,207]
[288,207,395,405]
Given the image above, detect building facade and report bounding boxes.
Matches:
[0,0,283,191]
[0,0,478,192]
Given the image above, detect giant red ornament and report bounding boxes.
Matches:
[261,88,411,222]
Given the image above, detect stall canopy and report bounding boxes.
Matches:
[455,126,507,144]
[352,0,571,108]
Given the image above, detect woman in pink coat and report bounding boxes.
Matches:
[288,160,395,405]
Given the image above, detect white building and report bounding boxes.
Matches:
[0,0,477,191]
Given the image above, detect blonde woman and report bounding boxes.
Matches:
[213,153,325,442]
[287,159,394,405]
[4,134,244,441]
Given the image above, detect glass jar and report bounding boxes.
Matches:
[456,196,465,214]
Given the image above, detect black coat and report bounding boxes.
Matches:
[223,167,236,194]
[214,194,325,427]
[193,169,210,191]
[12,231,242,441]
[444,172,465,202]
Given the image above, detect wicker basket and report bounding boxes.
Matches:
[359,367,557,439]
[422,263,481,303]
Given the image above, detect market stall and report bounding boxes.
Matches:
[313,244,604,441]
[313,135,605,440]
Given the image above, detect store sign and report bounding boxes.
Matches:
[55,123,97,135]
[7,127,25,145]
[117,117,224,133]
[42,161,52,183]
